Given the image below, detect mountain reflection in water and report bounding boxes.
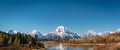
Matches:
[47,43,64,50]
[43,41,96,50]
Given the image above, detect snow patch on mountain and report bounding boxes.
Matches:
[46,26,80,39]
[7,30,17,34]
[29,30,44,39]
[85,30,99,38]
[117,28,120,33]
[98,31,114,37]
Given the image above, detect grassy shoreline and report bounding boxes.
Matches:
[1,41,120,50]
[63,43,105,46]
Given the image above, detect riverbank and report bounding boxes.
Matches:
[41,41,120,50]
[63,43,105,46]
[94,42,120,50]
[41,41,105,46]
[62,42,120,50]
[0,46,46,50]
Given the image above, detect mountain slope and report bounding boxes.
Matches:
[7,30,17,34]
[46,26,80,39]
[28,30,44,39]
[85,30,99,38]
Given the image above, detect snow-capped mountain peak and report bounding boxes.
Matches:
[97,31,114,37]
[31,30,38,35]
[46,26,80,39]
[54,26,66,33]
[85,30,98,37]
[117,28,120,32]
[7,30,17,34]
[86,30,96,36]
[29,30,44,39]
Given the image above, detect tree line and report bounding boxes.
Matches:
[0,31,44,48]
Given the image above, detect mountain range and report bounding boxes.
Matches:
[7,26,117,39]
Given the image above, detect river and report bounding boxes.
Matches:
[41,41,98,50]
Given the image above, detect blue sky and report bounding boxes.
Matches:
[0,0,120,34]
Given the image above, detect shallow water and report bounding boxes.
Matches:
[42,41,97,50]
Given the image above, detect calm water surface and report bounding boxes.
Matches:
[41,41,98,50]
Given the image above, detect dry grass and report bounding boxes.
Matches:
[93,42,120,50]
